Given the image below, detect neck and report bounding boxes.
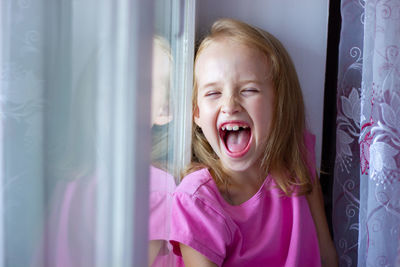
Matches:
[227,169,262,187]
[220,168,266,206]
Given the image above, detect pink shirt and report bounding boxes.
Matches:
[170,169,320,266]
[170,133,320,266]
[149,166,177,241]
[149,166,183,266]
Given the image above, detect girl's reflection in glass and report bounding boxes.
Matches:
[149,36,179,267]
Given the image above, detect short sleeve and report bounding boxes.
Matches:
[149,166,176,241]
[169,192,230,266]
[149,191,173,241]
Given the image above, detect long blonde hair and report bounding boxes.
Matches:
[184,18,313,195]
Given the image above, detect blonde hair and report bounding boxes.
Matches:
[184,18,313,195]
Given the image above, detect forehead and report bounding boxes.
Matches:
[194,39,270,85]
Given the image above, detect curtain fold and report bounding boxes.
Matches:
[358,0,400,266]
[1,1,154,266]
[333,1,364,265]
[334,0,400,266]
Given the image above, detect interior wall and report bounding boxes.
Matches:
[196,0,329,169]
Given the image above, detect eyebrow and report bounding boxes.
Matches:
[238,79,263,85]
[200,79,263,90]
[199,82,220,90]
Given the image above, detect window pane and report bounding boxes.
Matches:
[149,0,195,266]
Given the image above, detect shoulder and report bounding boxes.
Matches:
[170,169,232,265]
[150,165,176,193]
[175,168,216,197]
[173,168,231,229]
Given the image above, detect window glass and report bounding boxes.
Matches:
[149,0,195,266]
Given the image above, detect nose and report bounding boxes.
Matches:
[221,94,241,115]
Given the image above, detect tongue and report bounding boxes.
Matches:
[225,129,250,153]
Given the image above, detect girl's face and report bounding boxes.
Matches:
[152,43,171,125]
[194,38,275,177]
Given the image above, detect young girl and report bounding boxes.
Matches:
[169,18,338,266]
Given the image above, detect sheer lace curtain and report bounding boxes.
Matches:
[1,1,154,266]
[333,0,400,266]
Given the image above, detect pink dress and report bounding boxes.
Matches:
[169,134,321,267]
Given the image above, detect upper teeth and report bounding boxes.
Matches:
[221,125,248,131]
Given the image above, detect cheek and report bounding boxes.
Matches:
[253,102,274,133]
[197,102,216,121]
[197,105,219,143]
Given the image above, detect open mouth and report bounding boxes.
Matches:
[219,122,252,157]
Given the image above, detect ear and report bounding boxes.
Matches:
[193,106,201,127]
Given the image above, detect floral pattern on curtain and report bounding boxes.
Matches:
[333,0,400,266]
[333,1,364,266]
[359,0,400,266]
[1,1,45,266]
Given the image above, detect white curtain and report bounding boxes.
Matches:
[1,1,48,266]
[1,0,154,266]
[359,0,400,266]
[333,0,400,266]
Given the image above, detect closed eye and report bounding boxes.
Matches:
[241,88,259,95]
[205,91,221,97]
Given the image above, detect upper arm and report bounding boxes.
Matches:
[306,178,329,242]
[180,243,219,267]
[303,132,338,266]
[306,179,338,267]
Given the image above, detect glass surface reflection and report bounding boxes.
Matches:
[148,36,178,266]
[149,0,195,265]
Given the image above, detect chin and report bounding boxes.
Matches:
[220,160,257,174]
